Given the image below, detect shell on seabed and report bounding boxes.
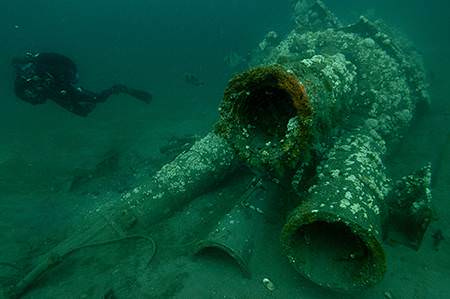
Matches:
[262,278,275,291]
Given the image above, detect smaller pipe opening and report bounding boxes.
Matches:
[290,221,376,290]
[195,245,250,277]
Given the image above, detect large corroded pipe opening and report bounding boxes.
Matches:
[229,71,302,138]
[216,65,313,176]
[281,212,386,292]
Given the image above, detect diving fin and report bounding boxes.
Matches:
[110,84,152,104]
[123,87,152,104]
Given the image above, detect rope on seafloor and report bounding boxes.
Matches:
[6,234,157,299]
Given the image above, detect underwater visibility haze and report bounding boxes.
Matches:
[0,1,449,298]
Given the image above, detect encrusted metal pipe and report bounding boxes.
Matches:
[6,133,237,299]
[216,53,357,179]
[6,1,434,296]
[217,0,432,292]
[281,131,389,291]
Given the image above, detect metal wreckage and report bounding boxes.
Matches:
[4,0,434,297]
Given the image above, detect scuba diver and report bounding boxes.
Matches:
[12,52,152,117]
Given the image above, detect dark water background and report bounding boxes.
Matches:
[0,0,449,298]
[1,0,448,118]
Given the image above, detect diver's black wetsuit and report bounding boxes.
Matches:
[12,52,152,117]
